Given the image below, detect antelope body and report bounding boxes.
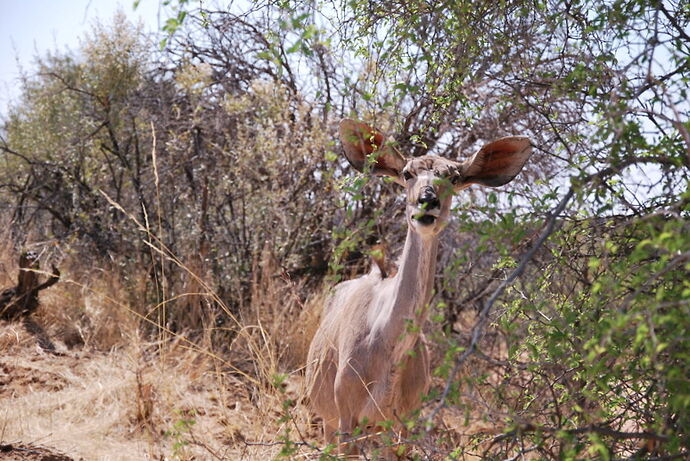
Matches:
[306,119,532,455]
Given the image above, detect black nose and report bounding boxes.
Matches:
[418,187,440,210]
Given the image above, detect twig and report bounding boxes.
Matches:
[614,451,689,461]
[490,423,670,445]
[426,185,574,426]
[426,151,689,426]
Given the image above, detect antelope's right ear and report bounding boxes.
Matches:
[338,119,406,183]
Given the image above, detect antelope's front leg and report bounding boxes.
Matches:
[334,363,370,456]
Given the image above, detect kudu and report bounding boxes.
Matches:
[306,119,532,455]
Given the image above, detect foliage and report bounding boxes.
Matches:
[1,0,689,459]
[334,0,690,457]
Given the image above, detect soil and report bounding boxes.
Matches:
[0,339,81,461]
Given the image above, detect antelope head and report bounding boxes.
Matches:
[339,119,533,238]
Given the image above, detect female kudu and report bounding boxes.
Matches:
[306,119,532,456]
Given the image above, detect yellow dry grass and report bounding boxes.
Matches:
[0,229,509,461]
[0,242,324,461]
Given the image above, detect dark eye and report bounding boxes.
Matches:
[450,175,462,185]
[403,170,413,181]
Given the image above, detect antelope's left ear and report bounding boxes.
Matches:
[456,136,533,190]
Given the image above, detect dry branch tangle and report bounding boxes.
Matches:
[0,251,61,352]
[0,251,60,320]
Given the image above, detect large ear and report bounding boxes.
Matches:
[456,136,532,189]
[338,119,407,182]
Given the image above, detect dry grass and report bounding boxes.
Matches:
[0,334,264,459]
[0,238,326,461]
[0,232,506,460]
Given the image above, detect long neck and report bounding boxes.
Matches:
[388,227,439,330]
